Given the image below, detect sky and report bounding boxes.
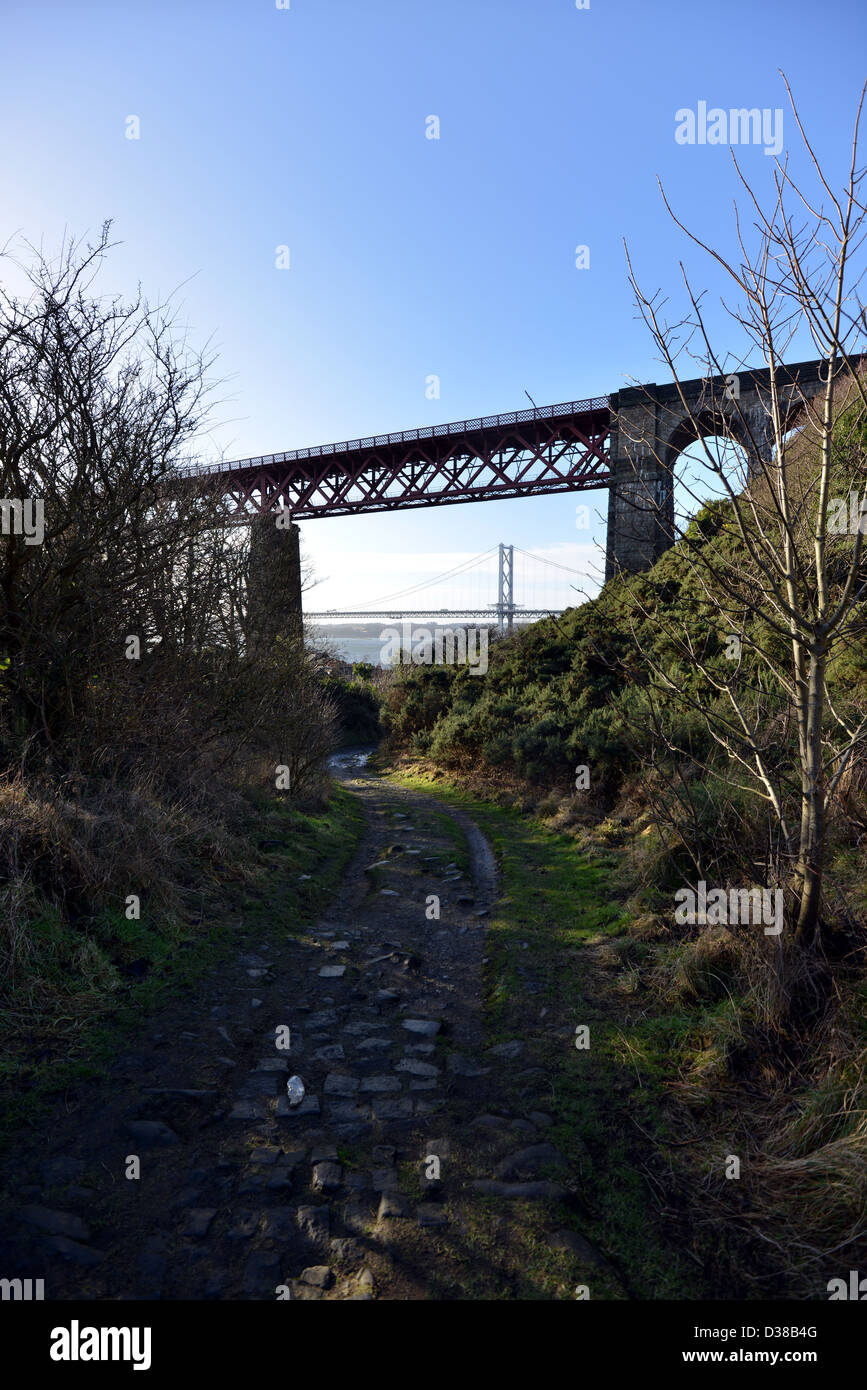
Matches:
[2,0,865,612]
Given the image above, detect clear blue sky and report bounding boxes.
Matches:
[2,0,865,609]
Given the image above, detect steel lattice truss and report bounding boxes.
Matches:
[175,398,611,519]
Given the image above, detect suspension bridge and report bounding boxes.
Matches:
[307,543,585,634]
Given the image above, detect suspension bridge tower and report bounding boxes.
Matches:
[495,543,515,635]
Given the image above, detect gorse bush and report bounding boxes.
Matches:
[321,668,382,744]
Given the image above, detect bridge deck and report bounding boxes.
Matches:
[307,609,566,620]
[176,397,611,519]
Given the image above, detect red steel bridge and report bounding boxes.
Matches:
[177,396,611,519]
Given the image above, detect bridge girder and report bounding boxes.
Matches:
[175,398,611,520]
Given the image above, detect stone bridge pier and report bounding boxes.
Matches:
[605,358,833,580]
[247,511,303,654]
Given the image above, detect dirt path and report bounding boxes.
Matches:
[1,755,605,1300]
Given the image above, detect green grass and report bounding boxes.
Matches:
[381,796,470,874]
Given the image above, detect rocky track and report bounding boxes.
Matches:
[2,753,601,1300]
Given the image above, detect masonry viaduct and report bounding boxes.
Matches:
[604,357,835,576]
[178,356,838,629]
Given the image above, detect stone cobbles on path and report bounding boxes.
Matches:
[470,1179,569,1201]
[377,1191,409,1219]
[492,1144,568,1181]
[402,1018,441,1037]
[125,1119,180,1146]
[135,773,485,1299]
[14,1206,91,1242]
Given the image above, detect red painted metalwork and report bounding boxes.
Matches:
[175,397,611,518]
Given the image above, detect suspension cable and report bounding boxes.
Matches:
[351,545,500,609]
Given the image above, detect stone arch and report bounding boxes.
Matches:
[663,407,752,476]
[660,409,756,529]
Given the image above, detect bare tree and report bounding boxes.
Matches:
[0,225,338,803]
[619,77,867,945]
[0,223,216,751]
